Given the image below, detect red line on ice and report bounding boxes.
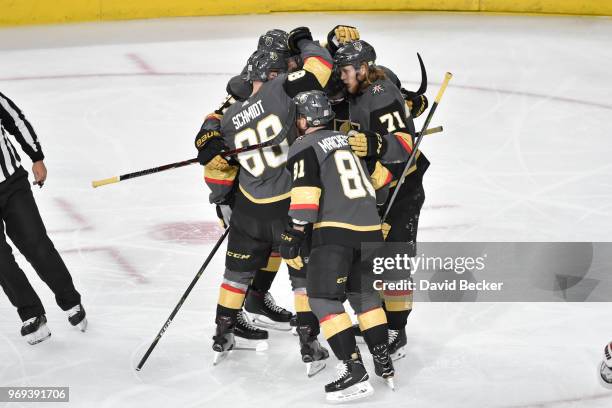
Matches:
[125,53,156,74]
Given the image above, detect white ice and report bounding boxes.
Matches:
[1,12,612,408]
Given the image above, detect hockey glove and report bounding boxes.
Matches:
[288,27,313,55]
[280,228,306,270]
[326,25,359,55]
[401,88,429,118]
[197,137,226,166]
[216,204,232,229]
[348,130,386,158]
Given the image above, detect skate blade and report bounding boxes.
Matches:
[291,327,298,336]
[326,380,374,404]
[246,313,291,331]
[355,336,366,345]
[391,346,407,361]
[383,377,396,391]
[306,361,326,377]
[75,318,88,332]
[234,339,269,352]
[213,350,231,366]
[25,325,51,345]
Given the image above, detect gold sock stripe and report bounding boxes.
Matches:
[294,293,311,313]
[218,285,246,309]
[383,291,414,312]
[358,307,387,331]
[261,255,281,272]
[321,312,353,339]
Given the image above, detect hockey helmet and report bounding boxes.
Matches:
[246,50,288,82]
[293,90,335,127]
[334,40,377,70]
[257,29,290,56]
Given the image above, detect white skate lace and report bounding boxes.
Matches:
[22,317,37,327]
[331,362,349,383]
[263,292,288,314]
[67,305,81,318]
[237,311,260,331]
[388,329,399,345]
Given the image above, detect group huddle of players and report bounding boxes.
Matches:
[193,25,430,403]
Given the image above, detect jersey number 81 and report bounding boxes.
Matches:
[334,150,375,199]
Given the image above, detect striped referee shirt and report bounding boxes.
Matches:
[0,91,44,182]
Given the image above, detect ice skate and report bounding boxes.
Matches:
[21,315,51,345]
[234,311,269,352]
[297,325,329,377]
[600,361,612,386]
[244,289,293,331]
[212,316,236,365]
[325,356,374,403]
[67,304,87,332]
[388,328,407,361]
[372,343,396,390]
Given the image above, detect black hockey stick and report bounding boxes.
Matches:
[136,227,230,371]
[91,140,274,188]
[381,72,452,223]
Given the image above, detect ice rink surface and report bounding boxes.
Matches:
[1,11,612,408]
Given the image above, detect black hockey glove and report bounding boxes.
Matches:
[280,228,306,270]
[348,130,386,159]
[196,135,226,166]
[288,27,313,55]
[401,88,429,118]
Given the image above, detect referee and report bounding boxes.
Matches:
[0,91,87,345]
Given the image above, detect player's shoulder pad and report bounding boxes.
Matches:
[378,65,401,89]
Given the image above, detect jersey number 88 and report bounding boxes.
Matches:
[234,114,288,177]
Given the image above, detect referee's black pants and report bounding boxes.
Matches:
[0,167,81,322]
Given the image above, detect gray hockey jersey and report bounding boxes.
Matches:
[286,129,391,248]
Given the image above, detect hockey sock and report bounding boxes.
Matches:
[249,253,281,292]
[217,280,248,319]
[383,289,413,330]
[294,290,320,336]
[320,312,356,361]
[358,307,388,352]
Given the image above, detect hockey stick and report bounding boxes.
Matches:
[91,140,274,188]
[381,72,452,223]
[136,227,230,371]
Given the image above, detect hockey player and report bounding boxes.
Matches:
[0,91,87,345]
[323,26,428,134]
[334,40,431,360]
[601,342,612,386]
[195,27,335,364]
[280,90,395,402]
[196,29,296,334]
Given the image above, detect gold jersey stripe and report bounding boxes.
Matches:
[303,56,332,88]
[313,221,382,232]
[357,307,387,331]
[370,161,392,190]
[290,186,322,206]
[294,293,311,313]
[239,185,291,204]
[321,312,353,340]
